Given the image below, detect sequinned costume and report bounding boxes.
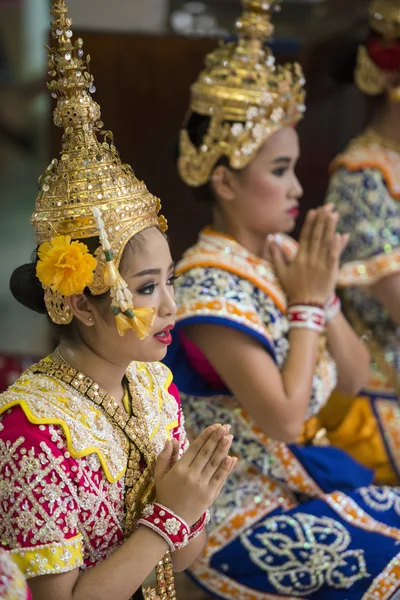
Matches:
[164,1,400,597]
[323,0,400,486]
[0,2,186,598]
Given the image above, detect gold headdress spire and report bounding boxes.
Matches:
[33,0,166,330]
[178,0,306,187]
[355,0,400,96]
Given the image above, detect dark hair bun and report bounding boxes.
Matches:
[329,39,360,86]
[10,262,47,314]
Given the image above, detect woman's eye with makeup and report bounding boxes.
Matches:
[137,283,156,295]
[272,167,288,177]
[167,274,180,286]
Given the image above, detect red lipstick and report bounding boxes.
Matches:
[153,324,174,345]
[287,207,299,218]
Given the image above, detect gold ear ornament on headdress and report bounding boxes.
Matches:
[355,45,388,95]
[178,0,306,187]
[92,208,156,339]
[355,0,400,97]
[33,0,167,329]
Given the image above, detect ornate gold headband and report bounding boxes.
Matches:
[178,0,306,187]
[32,0,166,333]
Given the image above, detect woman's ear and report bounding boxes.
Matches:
[68,294,95,327]
[210,165,238,203]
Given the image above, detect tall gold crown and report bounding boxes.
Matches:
[355,0,400,95]
[178,0,306,187]
[32,0,166,328]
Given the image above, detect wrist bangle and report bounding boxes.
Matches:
[325,293,341,322]
[288,301,324,310]
[138,503,190,552]
[288,305,325,333]
[188,510,210,541]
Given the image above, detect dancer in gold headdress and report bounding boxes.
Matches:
[0,2,236,599]
[325,0,400,484]
[164,1,400,597]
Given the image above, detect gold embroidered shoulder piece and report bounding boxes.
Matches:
[126,361,179,456]
[0,360,178,485]
[331,129,400,200]
[0,365,128,483]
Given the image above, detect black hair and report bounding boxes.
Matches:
[9,231,147,340]
[179,112,241,204]
[329,29,390,119]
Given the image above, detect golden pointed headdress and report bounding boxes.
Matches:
[32,0,166,333]
[178,0,306,187]
[355,0,400,96]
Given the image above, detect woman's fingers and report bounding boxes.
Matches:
[270,242,289,280]
[154,440,175,480]
[170,437,180,466]
[186,425,231,472]
[323,211,339,261]
[214,457,238,497]
[328,232,342,266]
[178,425,219,468]
[339,233,350,255]
[309,207,329,259]
[298,209,316,256]
[201,434,233,480]
[209,454,236,492]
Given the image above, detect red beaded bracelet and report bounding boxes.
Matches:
[188,510,210,541]
[138,503,190,552]
[288,305,325,333]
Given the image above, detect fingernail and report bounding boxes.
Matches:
[274,234,282,246]
[222,434,233,445]
[224,456,231,466]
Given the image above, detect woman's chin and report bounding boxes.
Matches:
[124,339,168,364]
[282,215,296,233]
[140,340,169,363]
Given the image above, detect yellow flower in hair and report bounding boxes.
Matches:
[36,235,97,296]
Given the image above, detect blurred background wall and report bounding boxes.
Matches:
[0,0,369,387]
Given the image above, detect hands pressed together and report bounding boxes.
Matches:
[265,204,349,305]
[155,424,236,526]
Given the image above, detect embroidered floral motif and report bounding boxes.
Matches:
[0,372,128,483]
[0,361,184,579]
[240,514,369,596]
[359,486,400,516]
[327,166,400,392]
[0,425,126,577]
[0,548,28,600]
[142,504,155,518]
[164,518,181,535]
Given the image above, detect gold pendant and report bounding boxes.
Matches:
[142,587,160,599]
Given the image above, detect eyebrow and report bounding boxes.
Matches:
[133,261,175,278]
[272,156,292,164]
